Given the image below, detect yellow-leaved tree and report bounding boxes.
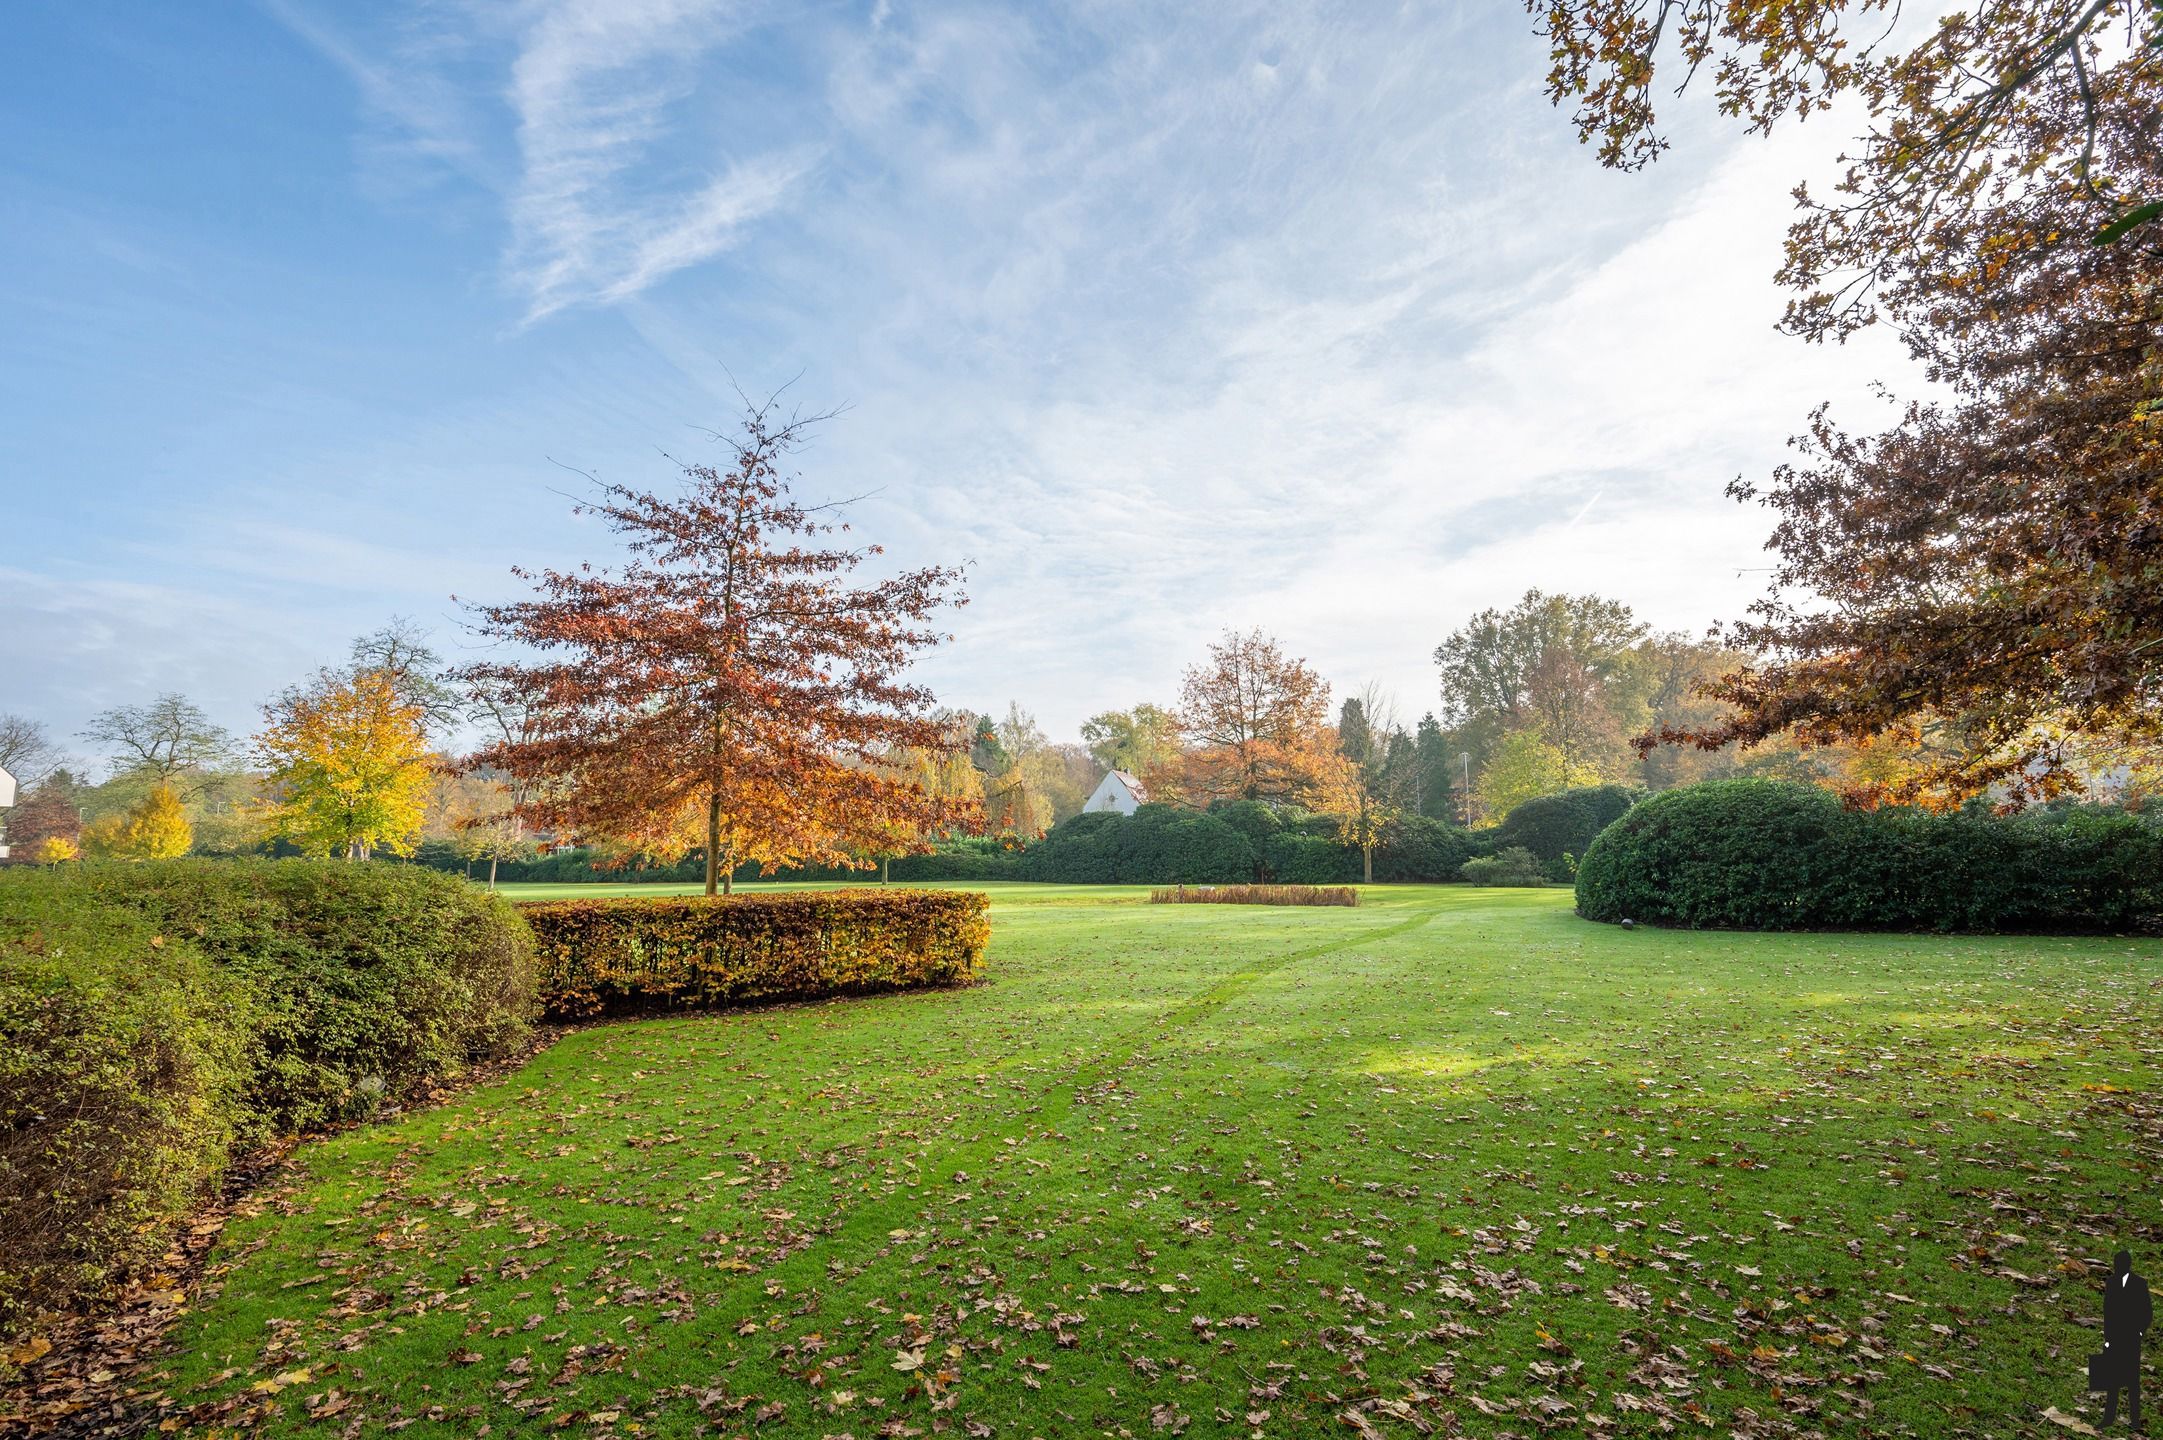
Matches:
[33,835,80,867]
[81,782,193,860]
[256,666,433,859]
[1475,728,1600,824]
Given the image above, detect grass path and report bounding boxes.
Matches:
[154,885,2163,1438]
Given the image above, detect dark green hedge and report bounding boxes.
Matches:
[0,860,539,1325]
[1493,784,1639,879]
[1009,804,1480,885]
[417,807,1483,888]
[73,860,538,1135]
[521,890,990,1019]
[1263,832,1360,884]
[1374,816,1483,882]
[1015,806,1257,884]
[0,880,248,1328]
[410,837,1025,885]
[1575,779,2163,931]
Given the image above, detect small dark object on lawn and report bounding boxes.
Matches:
[1620,918,1635,930]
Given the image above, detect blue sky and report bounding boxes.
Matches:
[1,1,1911,766]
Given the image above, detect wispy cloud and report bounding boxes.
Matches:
[264,0,815,317]
[9,2,1928,744]
[502,0,812,318]
[258,0,499,193]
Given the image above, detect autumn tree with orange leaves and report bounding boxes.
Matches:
[1535,0,2163,805]
[458,403,979,895]
[1155,629,1347,807]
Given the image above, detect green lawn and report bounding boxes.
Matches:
[160,884,2160,1437]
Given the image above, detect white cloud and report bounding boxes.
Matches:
[259,0,501,193]
[18,3,1935,749]
[502,0,812,318]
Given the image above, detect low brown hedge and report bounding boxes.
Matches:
[519,890,992,1019]
[1149,883,1360,907]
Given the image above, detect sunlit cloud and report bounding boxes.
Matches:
[7,2,1922,743]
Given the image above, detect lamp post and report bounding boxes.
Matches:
[1457,752,1471,827]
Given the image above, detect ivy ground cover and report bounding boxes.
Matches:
[154,884,2163,1437]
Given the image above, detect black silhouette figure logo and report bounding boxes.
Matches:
[2093,1249,2153,1430]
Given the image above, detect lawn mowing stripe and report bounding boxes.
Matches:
[744,899,1448,1292]
[1059,897,1449,1090]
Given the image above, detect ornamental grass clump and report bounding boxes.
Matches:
[1148,884,1359,907]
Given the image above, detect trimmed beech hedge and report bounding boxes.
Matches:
[521,890,991,1019]
[1576,779,2163,931]
[0,860,537,1326]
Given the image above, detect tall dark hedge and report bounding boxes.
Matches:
[409,836,1027,885]
[1374,816,1483,882]
[1575,779,2163,931]
[1493,784,1639,878]
[1009,804,1481,885]
[1016,806,1259,884]
[420,805,1482,888]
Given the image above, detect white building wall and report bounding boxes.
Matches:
[1083,771,1144,816]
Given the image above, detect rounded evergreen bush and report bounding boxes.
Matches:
[1460,845,1552,886]
[71,859,539,1136]
[1575,779,2163,931]
[1493,784,1639,879]
[2,859,541,1321]
[0,873,249,1327]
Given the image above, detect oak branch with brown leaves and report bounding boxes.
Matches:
[458,404,979,895]
[1155,629,1347,807]
[1536,0,2163,804]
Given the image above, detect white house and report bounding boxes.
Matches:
[0,764,15,859]
[1083,769,1149,816]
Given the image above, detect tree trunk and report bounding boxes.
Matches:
[705,792,722,897]
[488,854,498,890]
[721,844,735,896]
[881,855,890,884]
[1363,846,1373,885]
